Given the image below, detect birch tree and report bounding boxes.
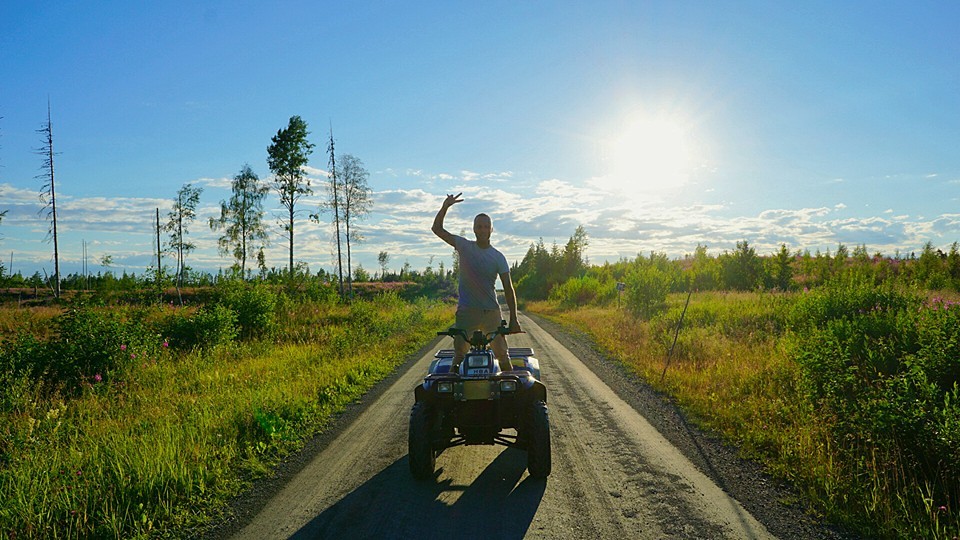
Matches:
[267,116,314,277]
[165,183,203,288]
[210,164,269,278]
[339,154,372,297]
[378,251,389,281]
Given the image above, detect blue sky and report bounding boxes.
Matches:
[1,1,958,278]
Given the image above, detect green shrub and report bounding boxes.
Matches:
[624,265,671,319]
[163,305,238,351]
[348,292,412,338]
[0,333,46,380]
[216,280,278,339]
[303,279,340,304]
[549,276,608,308]
[791,281,960,534]
[50,307,131,382]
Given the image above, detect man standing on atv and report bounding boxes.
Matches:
[432,192,521,372]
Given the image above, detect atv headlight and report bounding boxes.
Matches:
[499,380,518,392]
[467,355,489,368]
[437,381,453,393]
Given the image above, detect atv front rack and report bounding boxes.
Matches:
[434,347,535,358]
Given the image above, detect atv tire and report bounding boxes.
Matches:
[526,400,551,478]
[408,402,435,480]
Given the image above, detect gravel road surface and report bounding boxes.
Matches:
[207,312,852,539]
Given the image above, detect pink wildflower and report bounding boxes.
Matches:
[162,341,169,348]
[130,353,136,359]
[94,374,102,383]
[120,344,127,351]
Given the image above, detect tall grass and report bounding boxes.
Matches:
[530,286,960,539]
[0,294,453,538]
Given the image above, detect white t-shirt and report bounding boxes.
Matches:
[454,235,509,310]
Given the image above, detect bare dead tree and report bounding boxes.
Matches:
[327,125,344,298]
[36,100,61,299]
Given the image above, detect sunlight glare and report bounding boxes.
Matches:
[598,111,699,200]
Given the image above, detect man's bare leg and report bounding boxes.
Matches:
[452,334,469,373]
[492,334,511,372]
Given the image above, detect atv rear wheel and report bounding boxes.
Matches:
[526,400,551,478]
[408,402,435,480]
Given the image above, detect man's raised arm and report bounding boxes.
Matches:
[432,193,463,248]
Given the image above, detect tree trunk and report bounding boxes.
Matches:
[329,131,344,298]
[156,208,162,303]
[46,104,61,299]
[288,199,295,279]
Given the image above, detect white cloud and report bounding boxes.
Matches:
[194,176,233,189]
[0,183,40,204]
[302,165,329,177]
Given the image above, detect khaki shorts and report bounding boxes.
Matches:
[454,307,508,362]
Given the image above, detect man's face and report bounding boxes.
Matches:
[474,215,492,244]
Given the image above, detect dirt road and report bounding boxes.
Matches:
[222,313,833,539]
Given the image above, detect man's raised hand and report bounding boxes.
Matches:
[443,193,464,208]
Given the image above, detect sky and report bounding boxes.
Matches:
[1,1,959,279]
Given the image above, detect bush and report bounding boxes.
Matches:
[215,280,278,339]
[549,275,612,308]
[791,281,960,534]
[348,292,411,338]
[0,305,165,392]
[163,305,238,351]
[624,265,671,318]
[302,280,340,304]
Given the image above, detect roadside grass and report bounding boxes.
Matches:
[528,290,960,539]
[0,296,453,538]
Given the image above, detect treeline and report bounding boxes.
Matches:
[0,260,457,306]
[512,227,960,314]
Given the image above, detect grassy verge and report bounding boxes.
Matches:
[0,295,453,538]
[528,289,959,539]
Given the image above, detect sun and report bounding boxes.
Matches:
[598,111,698,199]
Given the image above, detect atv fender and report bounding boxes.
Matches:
[528,379,547,403]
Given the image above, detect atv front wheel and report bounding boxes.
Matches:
[408,402,436,480]
[526,400,551,478]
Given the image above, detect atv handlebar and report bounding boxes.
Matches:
[437,321,522,350]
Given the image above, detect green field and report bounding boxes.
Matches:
[529,283,960,539]
[0,284,452,538]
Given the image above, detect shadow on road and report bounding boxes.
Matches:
[290,448,545,539]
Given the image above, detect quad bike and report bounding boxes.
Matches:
[408,322,551,480]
